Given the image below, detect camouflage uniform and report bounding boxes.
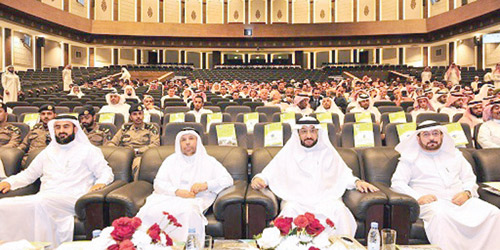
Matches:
[0,123,21,148]
[85,124,113,146]
[17,123,51,168]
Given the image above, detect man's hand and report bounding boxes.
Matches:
[355,180,379,193]
[0,182,11,193]
[175,189,196,198]
[89,184,106,192]
[418,194,437,205]
[190,182,208,194]
[452,191,470,206]
[251,177,267,190]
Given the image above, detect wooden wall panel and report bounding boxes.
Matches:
[250,0,267,23]
[336,0,353,22]
[164,0,181,23]
[206,0,224,23]
[43,39,62,67]
[13,32,33,69]
[119,48,135,64]
[70,45,87,66]
[70,0,88,18]
[430,0,448,16]
[456,38,474,66]
[185,0,202,23]
[381,0,398,20]
[485,43,500,68]
[430,44,447,66]
[272,0,288,23]
[382,48,398,64]
[228,0,245,23]
[96,0,113,20]
[313,0,331,23]
[119,0,136,21]
[142,0,159,22]
[41,0,63,9]
[404,0,422,19]
[358,0,376,22]
[292,0,309,23]
[187,51,201,68]
[338,49,351,63]
[95,48,112,66]
[405,47,422,66]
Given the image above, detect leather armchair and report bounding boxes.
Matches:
[105,145,248,239]
[472,149,500,208]
[246,147,387,243]
[0,147,134,240]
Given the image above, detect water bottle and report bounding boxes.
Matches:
[185,228,199,250]
[367,222,381,250]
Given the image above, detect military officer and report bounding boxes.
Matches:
[18,104,56,167]
[107,104,160,177]
[78,105,113,146]
[0,102,21,148]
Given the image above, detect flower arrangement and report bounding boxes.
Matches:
[90,212,181,250]
[255,213,338,250]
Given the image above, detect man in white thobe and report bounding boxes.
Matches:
[137,129,233,242]
[444,63,461,86]
[285,94,314,116]
[0,116,114,247]
[62,65,73,91]
[119,67,131,82]
[349,93,381,123]
[477,100,500,148]
[458,100,483,129]
[1,65,21,103]
[99,91,131,122]
[315,97,345,125]
[410,95,436,122]
[251,117,379,236]
[439,93,466,122]
[391,120,500,250]
[187,95,213,123]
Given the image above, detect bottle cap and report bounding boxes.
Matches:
[92,229,102,238]
[188,228,196,233]
[371,222,378,229]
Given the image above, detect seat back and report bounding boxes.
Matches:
[58,101,81,111]
[453,113,463,122]
[242,102,264,111]
[253,122,292,149]
[217,101,239,111]
[400,101,414,112]
[374,101,396,107]
[73,106,100,115]
[10,122,30,142]
[473,149,500,182]
[271,113,303,123]
[359,147,400,185]
[7,114,17,122]
[164,106,190,114]
[255,106,281,122]
[97,123,118,137]
[96,113,125,129]
[341,123,382,148]
[377,106,403,114]
[225,106,252,122]
[161,122,205,145]
[474,123,483,149]
[55,106,71,114]
[310,113,341,132]
[162,113,196,128]
[12,106,39,117]
[100,146,134,182]
[207,122,248,149]
[344,113,376,123]
[139,146,248,183]
[235,113,268,125]
[0,148,24,176]
[204,106,222,113]
[416,113,449,123]
[250,147,362,179]
[380,113,413,134]
[200,113,232,131]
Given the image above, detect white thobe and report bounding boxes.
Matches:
[144,108,163,123]
[1,72,21,103]
[444,70,461,85]
[62,69,72,91]
[0,146,113,247]
[285,106,313,116]
[421,72,432,83]
[99,104,131,123]
[493,72,500,89]
[477,120,500,148]
[187,108,213,123]
[349,106,381,123]
[439,107,464,122]
[391,151,500,250]
[120,71,131,81]
[137,155,232,242]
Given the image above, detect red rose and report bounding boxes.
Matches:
[111,217,137,241]
[147,223,161,243]
[107,244,119,250]
[309,247,320,250]
[305,219,325,236]
[119,239,136,250]
[167,214,178,224]
[162,211,170,215]
[326,218,335,228]
[304,213,316,223]
[294,215,310,229]
[273,216,293,236]
[164,232,173,246]
[130,217,142,229]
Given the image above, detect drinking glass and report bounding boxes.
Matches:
[381,229,397,250]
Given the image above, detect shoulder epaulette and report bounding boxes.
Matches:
[145,123,159,134]
[33,123,44,130]
[7,124,21,134]
[123,124,132,131]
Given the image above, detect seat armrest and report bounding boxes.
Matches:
[213,180,247,221]
[478,185,500,208]
[75,180,128,220]
[0,183,39,199]
[106,181,154,216]
[245,187,279,220]
[342,189,387,220]
[374,182,420,223]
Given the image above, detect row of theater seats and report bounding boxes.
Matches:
[7,104,479,149]
[1,146,498,244]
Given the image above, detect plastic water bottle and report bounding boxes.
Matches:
[185,228,199,250]
[92,229,102,239]
[367,222,381,250]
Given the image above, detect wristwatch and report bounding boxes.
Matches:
[464,190,472,198]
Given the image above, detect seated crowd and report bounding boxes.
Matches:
[0,62,500,250]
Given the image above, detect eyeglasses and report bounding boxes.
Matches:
[418,130,442,138]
